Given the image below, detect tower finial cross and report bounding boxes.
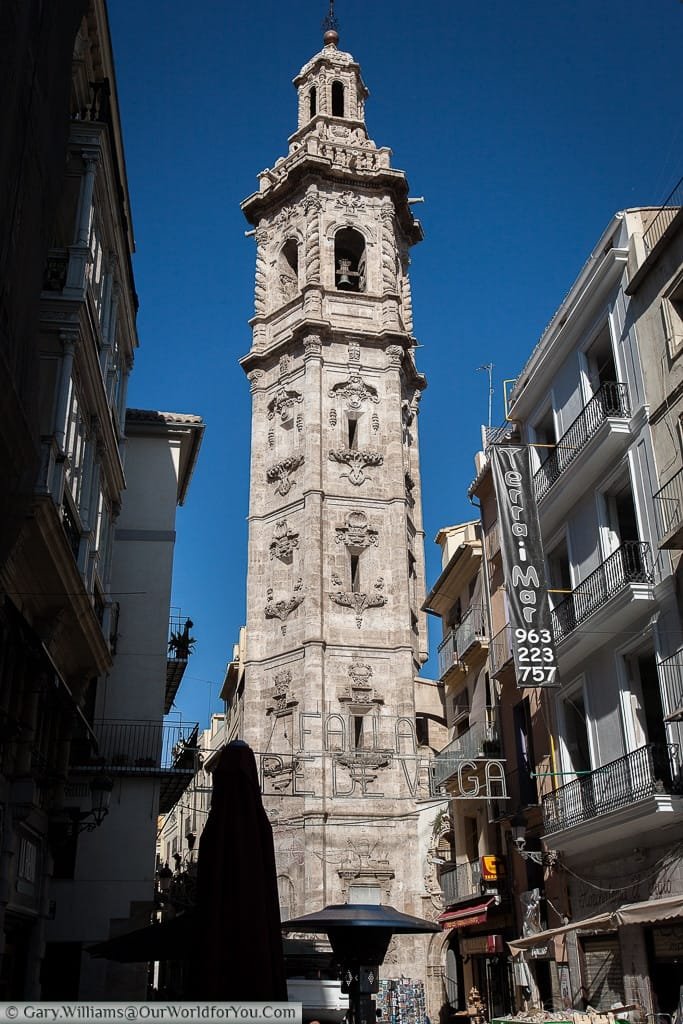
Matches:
[322,0,339,33]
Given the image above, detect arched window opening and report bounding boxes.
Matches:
[278,239,299,303]
[334,227,366,293]
[309,86,317,119]
[331,80,345,117]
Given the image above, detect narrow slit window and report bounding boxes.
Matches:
[353,715,364,749]
[309,86,317,119]
[350,553,360,593]
[332,80,345,117]
[348,416,359,450]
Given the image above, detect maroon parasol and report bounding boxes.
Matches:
[189,741,287,1000]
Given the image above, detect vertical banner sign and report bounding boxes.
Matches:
[490,445,559,687]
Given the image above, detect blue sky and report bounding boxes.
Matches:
[108,0,683,730]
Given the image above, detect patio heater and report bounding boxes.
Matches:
[281,903,439,1024]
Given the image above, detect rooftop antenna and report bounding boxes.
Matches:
[476,363,494,430]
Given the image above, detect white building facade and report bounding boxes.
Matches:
[505,207,683,1014]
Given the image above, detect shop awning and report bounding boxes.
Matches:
[508,894,683,955]
[438,899,495,930]
[87,913,197,963]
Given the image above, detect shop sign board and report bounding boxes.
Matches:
[490,445,559,687]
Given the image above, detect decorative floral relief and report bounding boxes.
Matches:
[329,374,379,409]
[268,427,275,449]
[265,579,304,635]
[329,577,387,628]
[268,386,303,423]
[269,519,299,563]
[335,510,378,551]
[348,342,360,364]
[267,455,304,496]
[329,448,383,486]
[296,413,304,434]
[335,191,365,212]
[329,408,337,427]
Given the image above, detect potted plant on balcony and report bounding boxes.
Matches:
[168,619,196,659]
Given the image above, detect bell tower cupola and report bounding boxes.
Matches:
[293,7,369,133]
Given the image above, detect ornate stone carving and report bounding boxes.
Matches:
[265,579,304,634]
[267,386,303,423]
[400,253,414,333]
[348,341,360,363]
[380,201,397,293]
[329,408,337,427]
[268,427,275,449]
[296,413,304,433]
[303,334,322,356]
[271,204,300,233]
[329,374,379,409]
[338,662,384,708]
[386,344,403,366]
[335,190,365,213]
[279,354,292,378]
[267,454,304,495]
[247,369,265,390]
[337,841,394,901]
[303,187,322,284]
[329,448,383,486]
[269,519,299,563]
[371,412,379,433]
[266,669,299,717]
[254,228,268,315]
[278,271,297,304]
[263,756,301,793]
[335,510,378,550]
[329,577,387,628]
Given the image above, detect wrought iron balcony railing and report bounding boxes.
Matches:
[542,742,682,834]
[658,650,683,721]
[551,541,653,644]
[643,174,683,254]
[534,383,631,502]
[72,720,199,773]
[437,605,487,678]
[490,623,513,677]
[432,708,500,788]
[439,858,482,906]
[653,467,683,548]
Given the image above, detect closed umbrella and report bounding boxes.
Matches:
[189,741,287,1000]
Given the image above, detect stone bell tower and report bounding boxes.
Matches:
[240,17,433,978]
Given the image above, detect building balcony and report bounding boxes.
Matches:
[653,467,683,549]
[432,708,500,790]
[659,649,683,722]
[533,383,635,536]
[437,605,488,681]
[490,623,513,678]
[542,743,683,855]
[166,609,195,713]
[71,719,200,814]
[439,858,482,907]
[642,174,683,255]
[551,541,655,674]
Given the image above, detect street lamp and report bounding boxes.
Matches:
[509,810,558,867]
[68,774,113,834]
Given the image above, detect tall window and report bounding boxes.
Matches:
[331,80,344,117]
[334,228,366,292]
[309,86,317,119]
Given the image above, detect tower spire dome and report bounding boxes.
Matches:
[322,0,339,47]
